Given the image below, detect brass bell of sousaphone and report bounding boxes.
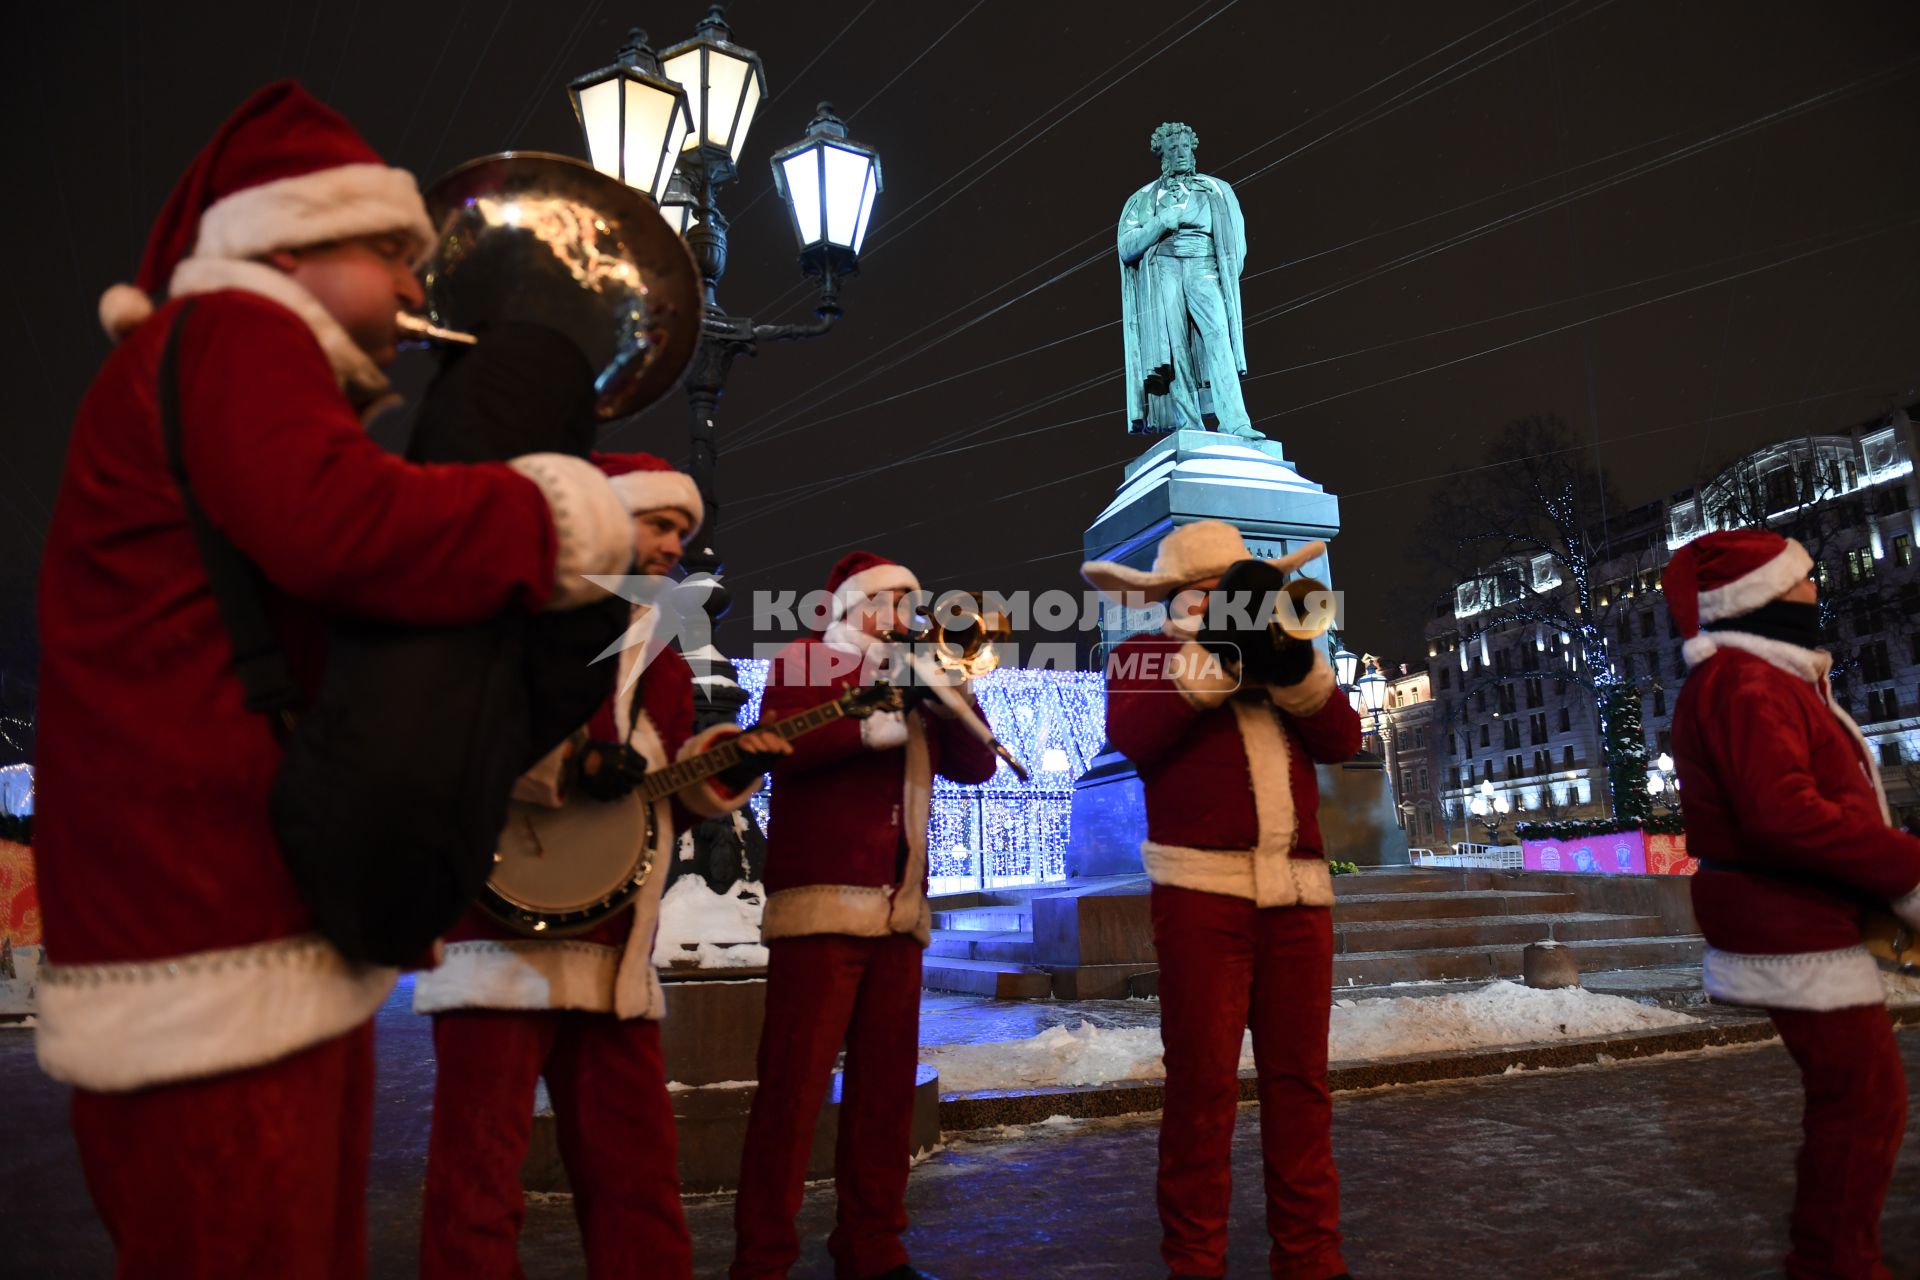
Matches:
[404,151,705,419]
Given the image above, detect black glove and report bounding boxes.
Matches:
[1246,639,1317,688]
[1197,558,1282,662]
[717,746,784,792]
[574,739,642,801]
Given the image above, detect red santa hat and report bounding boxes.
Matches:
[591,452,704,531]
[1665,528,1813,665]
[826,551,920,620]
[99,81,435,341]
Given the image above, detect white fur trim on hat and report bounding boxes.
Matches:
[193,163,435,262]
[1696,540,1813,625]
[832,563,920,619]
[99,282,156,340]
[608,469,704,531]
[1083,521,1326,605]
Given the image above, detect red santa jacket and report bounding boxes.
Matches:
[1674,628,1920,1010]
[758,627,998,945]
[413,624,752,1021]
[1106,632,1361,907]
[33,283,631,1091]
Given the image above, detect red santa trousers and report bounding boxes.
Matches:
[1770,1004,1907,1280]
[69,1020,375,1280]
[421,1008,688,1280]
[731,933,924,1280]
[1151,883,1346,1280]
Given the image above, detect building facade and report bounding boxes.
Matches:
[1399,406,1920,843]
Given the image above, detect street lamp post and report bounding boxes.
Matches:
[571,5,883,890]
[1473,777,1512,845]
[1647,751,1681,816]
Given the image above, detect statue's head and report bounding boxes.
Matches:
[1150,122,1198,177]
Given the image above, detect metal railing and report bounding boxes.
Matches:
[1410,842,1524,870]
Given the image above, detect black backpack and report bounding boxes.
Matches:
[158,304,621,965]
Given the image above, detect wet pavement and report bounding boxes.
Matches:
[8,980,1920,1278]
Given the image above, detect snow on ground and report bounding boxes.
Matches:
[921,980,1699,1094]
[652,877,765,968]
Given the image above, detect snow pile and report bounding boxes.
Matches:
[652,877,765,968]
[923,981,1698,1094]
[1327,980,1692,1060]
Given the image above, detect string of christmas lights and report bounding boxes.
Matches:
[732,660,1107,888]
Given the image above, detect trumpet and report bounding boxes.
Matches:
[882,590,1012,680]
[1204,561,1336,664]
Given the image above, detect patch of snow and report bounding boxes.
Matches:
[652,877,764,968]
[666,1079,756,1092]
[922,981,1699,1094]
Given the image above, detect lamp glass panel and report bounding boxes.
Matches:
[852,171,878,251]
[729,68,762,161]
[702,48,751,151]
[780,149,823,244]
[575,78,623,181]
[822,144,871,247]
[1360,675,1386,712]
[621,84,683,200]
[662,49,703,148]
[1346,688,1364,714]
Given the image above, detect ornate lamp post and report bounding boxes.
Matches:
[1356,654,1388,741]
[1647,751,1681,816]
[1473,777,1512,845]
[570,6,883,891]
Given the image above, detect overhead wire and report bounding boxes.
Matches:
[722,211,1919,535]
[729,53,1917,464]
[728,0,1598,451]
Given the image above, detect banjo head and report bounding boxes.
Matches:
[481,794,657,937]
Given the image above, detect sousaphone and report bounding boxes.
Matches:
[411,150,705,419]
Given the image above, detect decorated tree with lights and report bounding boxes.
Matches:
[1420,414,1662,825]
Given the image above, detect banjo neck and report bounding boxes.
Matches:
[633,688,878,804]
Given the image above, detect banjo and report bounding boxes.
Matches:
[482,681,899,937]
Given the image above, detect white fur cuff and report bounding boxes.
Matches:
[1173,641,1239,709]
[1268,651,1336,716]
[1139,845,1335,909]
[35,935,396,1092]
[1893,884,1920,933]
[862,709,910,750]
[762,883,931,945]
[412,939,618,1015]
[509,454,635,609]
[1700,944,1884,1011]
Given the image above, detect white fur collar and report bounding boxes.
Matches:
[167,257,396,418]
[1683,629,1830,683]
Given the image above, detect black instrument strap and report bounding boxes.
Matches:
[157,300,302,732]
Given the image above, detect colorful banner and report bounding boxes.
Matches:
[1645,832,1697,876]
[1523,829,1648,875]
[1,839,39,948]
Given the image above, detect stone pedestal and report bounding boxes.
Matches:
[1071,429,1346,876]
[1316,758,1412,868]
[1522,940,1581,989]
[523,969,941,1194]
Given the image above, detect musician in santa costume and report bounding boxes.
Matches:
[414,452,785,1279]
[1084,521,1361,1280]
[731,552,998,1280]
[32,82,637,1276]
[1668,527,1920,1280]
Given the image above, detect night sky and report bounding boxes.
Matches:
[8,0,1920,672]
